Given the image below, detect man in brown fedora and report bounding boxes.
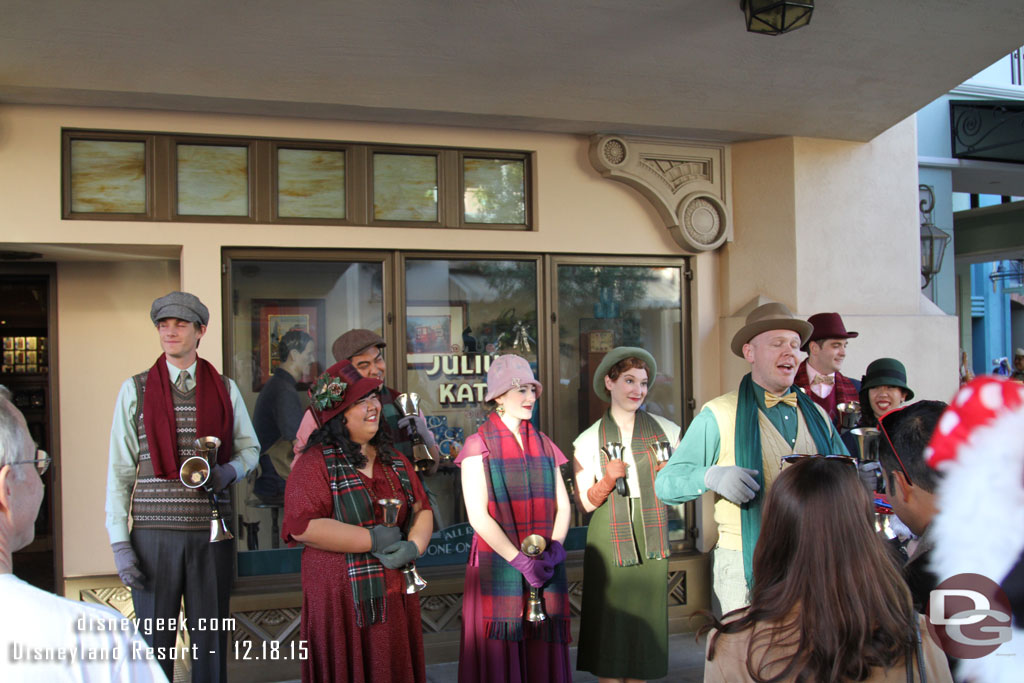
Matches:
[656,301,847,614]
[793,312,861,430]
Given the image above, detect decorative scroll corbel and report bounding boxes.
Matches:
[588,135,732,253]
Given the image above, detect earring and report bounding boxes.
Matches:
[496,404,506,417]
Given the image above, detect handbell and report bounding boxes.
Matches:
[181,436,234,543]
[849,426,880,462]
[395,393,437,473]
[376,498,428,594]
[836,402,862,431]
[521,534,548,623]
[600,442,628,497]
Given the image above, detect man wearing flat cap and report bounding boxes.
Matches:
[793,312,861,430]
[105,291,259,682]
[293,328,439,466]
[656,301,847,614]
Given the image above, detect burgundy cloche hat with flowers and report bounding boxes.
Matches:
[308,359,382,427]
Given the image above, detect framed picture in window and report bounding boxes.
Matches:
[406,305,465,366]
[251,298,326,391]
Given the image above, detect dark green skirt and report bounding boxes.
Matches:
[575,499,668,679]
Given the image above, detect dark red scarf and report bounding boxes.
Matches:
[143,356,233,480]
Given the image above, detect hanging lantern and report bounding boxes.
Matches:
[742,0,815,35]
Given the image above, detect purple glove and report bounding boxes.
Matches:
[209,463,237,493]
[509,552,554,588]
[397,414,437,448]
[538,540,566,572]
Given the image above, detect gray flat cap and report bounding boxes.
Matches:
[150,291,209,326]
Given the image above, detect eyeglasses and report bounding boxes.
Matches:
[781,453,859,468]
[877,410,913,486]
[8,449,50,476]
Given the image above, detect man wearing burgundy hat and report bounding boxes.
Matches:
[793,312,861,430]
[105,291,260,682]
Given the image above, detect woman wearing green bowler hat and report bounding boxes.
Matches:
[858,358,915,428]
[572,347,680,683]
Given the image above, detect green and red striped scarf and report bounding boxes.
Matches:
[323,446,415,627]
[476,413,570,643]
[597,409,671,566]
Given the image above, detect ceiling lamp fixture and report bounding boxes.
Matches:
[742,0,814,35]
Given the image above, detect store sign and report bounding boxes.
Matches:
[417,522,474,567]
[425,354,496,405]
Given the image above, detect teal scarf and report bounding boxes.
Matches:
[736,373,832,589]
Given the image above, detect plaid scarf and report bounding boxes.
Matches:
[736,373,832,590]
[476,413,570,643]
[323,445,415,627]
[597,409,671,566]
[143,355,233,480]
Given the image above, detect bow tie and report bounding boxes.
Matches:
[764,392,798,408]
[811,374,835,386]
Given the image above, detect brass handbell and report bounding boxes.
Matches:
[181,436,233,543]
[521,534,548,623]
[395,393,438,473]
[836,402,862,431]
[376,498,428,594]
[600,442,628,496]
[849,426,881,462]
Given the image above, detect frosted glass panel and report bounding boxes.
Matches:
[373,153,438,221]
[277,148,345,219]
[177,144,249,216]
[463,158,526,224]
[70,140,146,213]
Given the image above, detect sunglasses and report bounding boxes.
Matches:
[781,453,859,468]
[8,449,51,476]
[877,409,913,486]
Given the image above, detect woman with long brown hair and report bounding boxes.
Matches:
[703,456,951,682]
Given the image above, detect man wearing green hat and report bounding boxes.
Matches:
[655,301,847,614]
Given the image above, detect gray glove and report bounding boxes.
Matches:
[111,541,146,590]
[368,525,402,553]
[704,465,760,504]
[208,463,237,493]
[397,414,437,448]
[373,540,420,569]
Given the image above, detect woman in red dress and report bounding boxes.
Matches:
[282,359,433,683]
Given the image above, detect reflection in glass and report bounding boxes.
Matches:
[278,148,345,219]
[555,264,686,535]
[177,144,249,216]
[373,153,438,221]
[404,258,538,548]
[70,140,146,213]
[229,259,383,572]
[463,158,526,224]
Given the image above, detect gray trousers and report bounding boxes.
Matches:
[131,528,233,683]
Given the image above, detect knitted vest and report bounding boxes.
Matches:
[705,392,820,551]
[130,371,230,531]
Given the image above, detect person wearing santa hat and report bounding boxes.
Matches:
[926,376,1024,683]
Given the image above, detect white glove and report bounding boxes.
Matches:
[704,465,760,504]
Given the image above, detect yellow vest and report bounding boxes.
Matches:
[705,392,822,551]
